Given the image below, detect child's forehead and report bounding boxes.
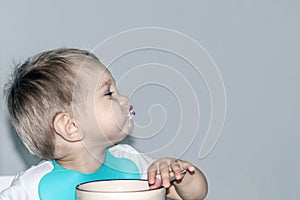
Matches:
[77,64,114,88]
[97,69,115,87]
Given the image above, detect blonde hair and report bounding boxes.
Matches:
[4,48,100,160]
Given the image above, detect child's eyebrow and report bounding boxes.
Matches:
[99,79,113,89]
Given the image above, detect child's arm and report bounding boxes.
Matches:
[148,158,208,200]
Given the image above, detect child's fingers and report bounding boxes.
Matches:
[176,159,195,172]
[147,165,158,185]
[148,164,164,189]
[159,165,171,188]
[149,175,162,189]
[148,158,196,189]
[170,160,185,180]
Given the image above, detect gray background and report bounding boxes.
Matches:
[0,1,299,199]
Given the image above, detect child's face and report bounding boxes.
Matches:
[76,64,134,146]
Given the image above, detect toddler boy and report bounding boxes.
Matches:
[0,48,207,199]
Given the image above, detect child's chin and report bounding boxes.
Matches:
[128,119,134,130]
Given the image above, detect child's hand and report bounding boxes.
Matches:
[147,158,195,189]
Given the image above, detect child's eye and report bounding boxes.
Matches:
[105,91,113,96]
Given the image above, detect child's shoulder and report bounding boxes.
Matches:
[15,160,53,182]
[0,160,53,199]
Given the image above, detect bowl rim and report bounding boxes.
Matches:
[76,179,165,194]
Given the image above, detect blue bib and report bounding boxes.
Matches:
[38,149,141,200]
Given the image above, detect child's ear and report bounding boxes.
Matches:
[53,112,82,142]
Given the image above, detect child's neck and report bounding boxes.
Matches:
[55,147,107,174]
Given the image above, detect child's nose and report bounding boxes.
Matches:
[118,94,129,106]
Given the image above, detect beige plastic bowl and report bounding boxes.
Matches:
[76,180,166,200]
